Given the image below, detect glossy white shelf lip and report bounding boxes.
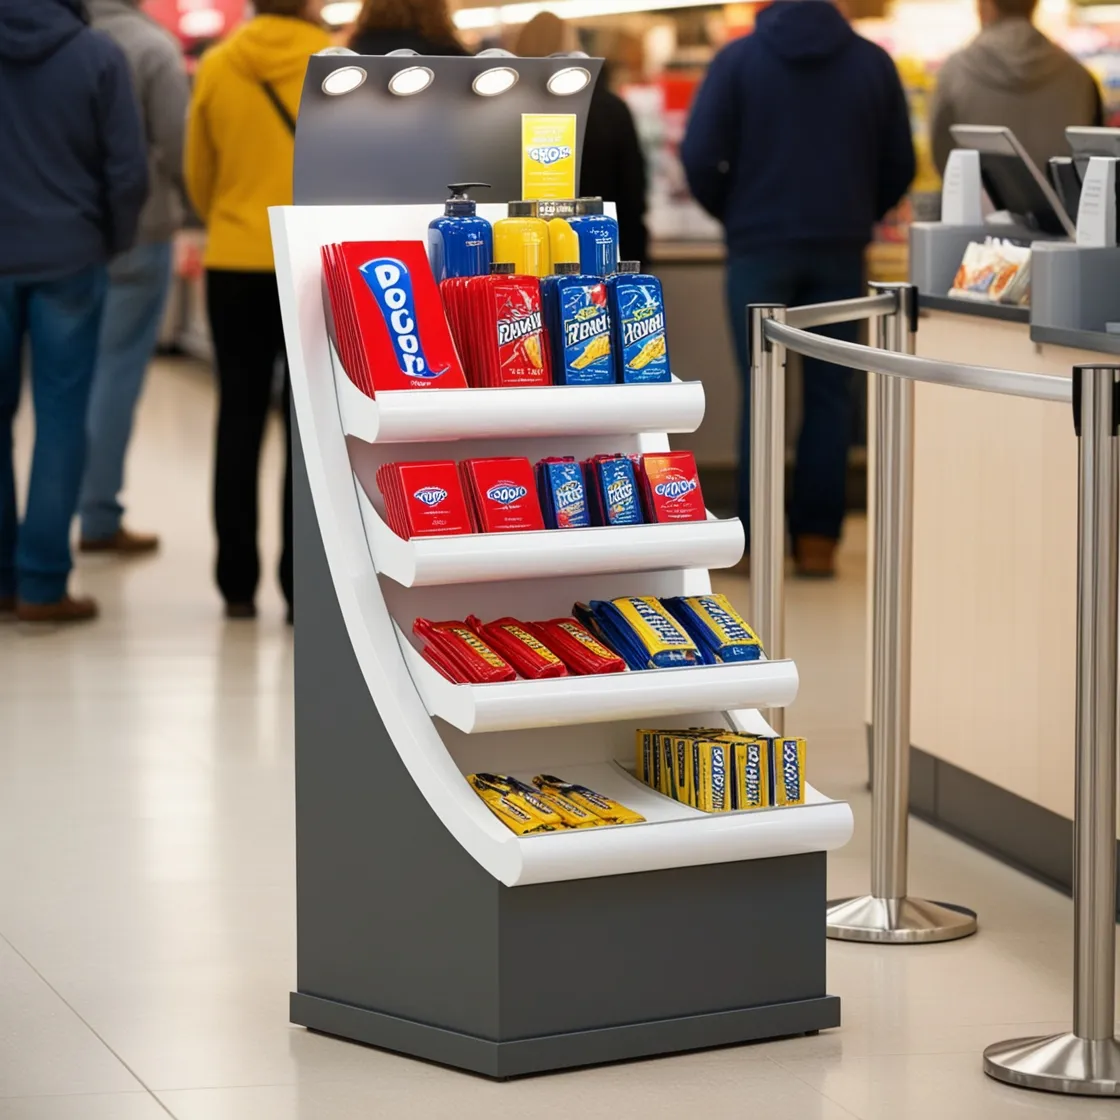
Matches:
[399,628,799,734]
[497,762,854,886]
[359,489,745,587]
[336,371,706,445]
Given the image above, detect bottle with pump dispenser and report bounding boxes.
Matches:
[606,261,670,383]
[428,183,494,282]
[493,201,551,278]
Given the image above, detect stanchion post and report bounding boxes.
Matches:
[984,366,1120,1096]
[749,304,787,734]
[825,283,978,943]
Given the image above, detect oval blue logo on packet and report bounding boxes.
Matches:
[413,487,448,508]
[655,477,698,500]
[359,258,448,380]
[487,483,528,506]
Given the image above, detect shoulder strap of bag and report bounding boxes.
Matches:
[260,80,297,135]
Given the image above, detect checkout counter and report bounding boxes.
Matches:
[903,126,1120,893]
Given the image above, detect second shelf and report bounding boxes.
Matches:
[358,487,745,587]
[398,626,799,733]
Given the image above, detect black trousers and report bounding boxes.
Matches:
[206,269,292,608]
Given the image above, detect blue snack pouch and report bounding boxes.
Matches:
[551,273,613,385]
[582,596,702,671]
[606,261,671,383]
[585,456,643,526]
[536,458,590,529]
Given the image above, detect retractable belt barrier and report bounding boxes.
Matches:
[750,285,1120,1097]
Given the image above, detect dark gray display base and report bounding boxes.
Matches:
[292,424,841,1077]
[291,992,838,1079]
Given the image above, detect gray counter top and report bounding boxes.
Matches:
[920,292,1030,324]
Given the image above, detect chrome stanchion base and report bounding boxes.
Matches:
[825,895,978,943]
[984,1033,1120,1096]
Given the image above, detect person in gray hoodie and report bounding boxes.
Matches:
[930,0,1101,177]
[78,0,190,555]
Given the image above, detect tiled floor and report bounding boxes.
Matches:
[2,360,1118,1118]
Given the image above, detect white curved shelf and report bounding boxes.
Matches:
[359,489,745,587]
[399,629,799,734]
[337,371,707,445]
[485,763,854,886]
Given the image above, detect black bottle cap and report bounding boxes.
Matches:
[575,196,605,216]
[507,200,539,218]
[444,183,489,217]
[554,262,581,274]
[491,262,516,274]
[617,260,641,274]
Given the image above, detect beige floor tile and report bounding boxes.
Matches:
[0,939,141,1099]
[0,1094,168,1120]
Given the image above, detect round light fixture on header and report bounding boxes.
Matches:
[547,66,591,97]
[388,66,435,97]
[321,66,367,97]
[472,67,519,97]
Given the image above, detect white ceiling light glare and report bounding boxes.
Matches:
[320,1,360,26]
[547,65,592,97]
[321,65,367,97]
[388,66,435,97]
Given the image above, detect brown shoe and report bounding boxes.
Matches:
[225,601,257,620]
[79,527,160,554]
[0,595,15,617]
[16,595,99,623]
[794,535,837,579]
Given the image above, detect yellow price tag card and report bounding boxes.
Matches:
[522,113,577,201]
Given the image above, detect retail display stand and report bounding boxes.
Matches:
[272,201,854,1076]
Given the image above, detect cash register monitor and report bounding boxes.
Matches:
[1066,126,1120,179]
[949,124,1076,237]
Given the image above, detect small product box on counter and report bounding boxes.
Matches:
[322,240,468,396]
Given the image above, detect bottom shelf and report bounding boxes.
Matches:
[491,761,853,885]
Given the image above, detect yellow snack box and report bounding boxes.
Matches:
[635,729,656,786]
[533,774,645,825]
[694,739,733,813]
[733,737,769,811]
[661,733,676,797]
[770,738,807,807]
[673,735,695,807]
[468,776,557,835]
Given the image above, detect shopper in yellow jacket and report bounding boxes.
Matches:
[185,0,329,622]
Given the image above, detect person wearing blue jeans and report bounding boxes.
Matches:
[79,0,190,554]
[726,247,864,565]
[0,0,148,622]
[681,0,915,576]
[0,268,109,608]
[79,241,172,549]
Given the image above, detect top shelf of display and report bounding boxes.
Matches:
[334,367,707,445]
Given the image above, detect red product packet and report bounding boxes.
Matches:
[638,451,707,523]
[330,241,467,393]
[375,460,473,539]
[527,618,627,675]
[466,616,568,679]
[461,457,545,533]
[487,276,551,387]
[413,618,516,683]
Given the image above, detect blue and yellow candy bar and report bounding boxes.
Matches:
[583,596,702,671]
[662,594,764,663]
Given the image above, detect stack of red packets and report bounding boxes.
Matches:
[322,241,468,397]
[414,615,627,684]
[442,275,551,388]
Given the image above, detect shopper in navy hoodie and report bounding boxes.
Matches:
[0,0,148,622]
[682,1,914,576]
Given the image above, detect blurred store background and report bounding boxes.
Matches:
[145,0,1120,502]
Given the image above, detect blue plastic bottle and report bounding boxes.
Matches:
[606,261,671,383]
[569,197,620,278]
[428,183,493,282]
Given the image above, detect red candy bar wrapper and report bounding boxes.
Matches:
[466,616,568,680]
[527,618,627,675]
[413,619,516,684]
[334,241,468,393]
[422,642,468,683]
[462,457,545,533]
[639,451,707,523]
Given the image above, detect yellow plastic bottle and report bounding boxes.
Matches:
[493,201,551,278]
